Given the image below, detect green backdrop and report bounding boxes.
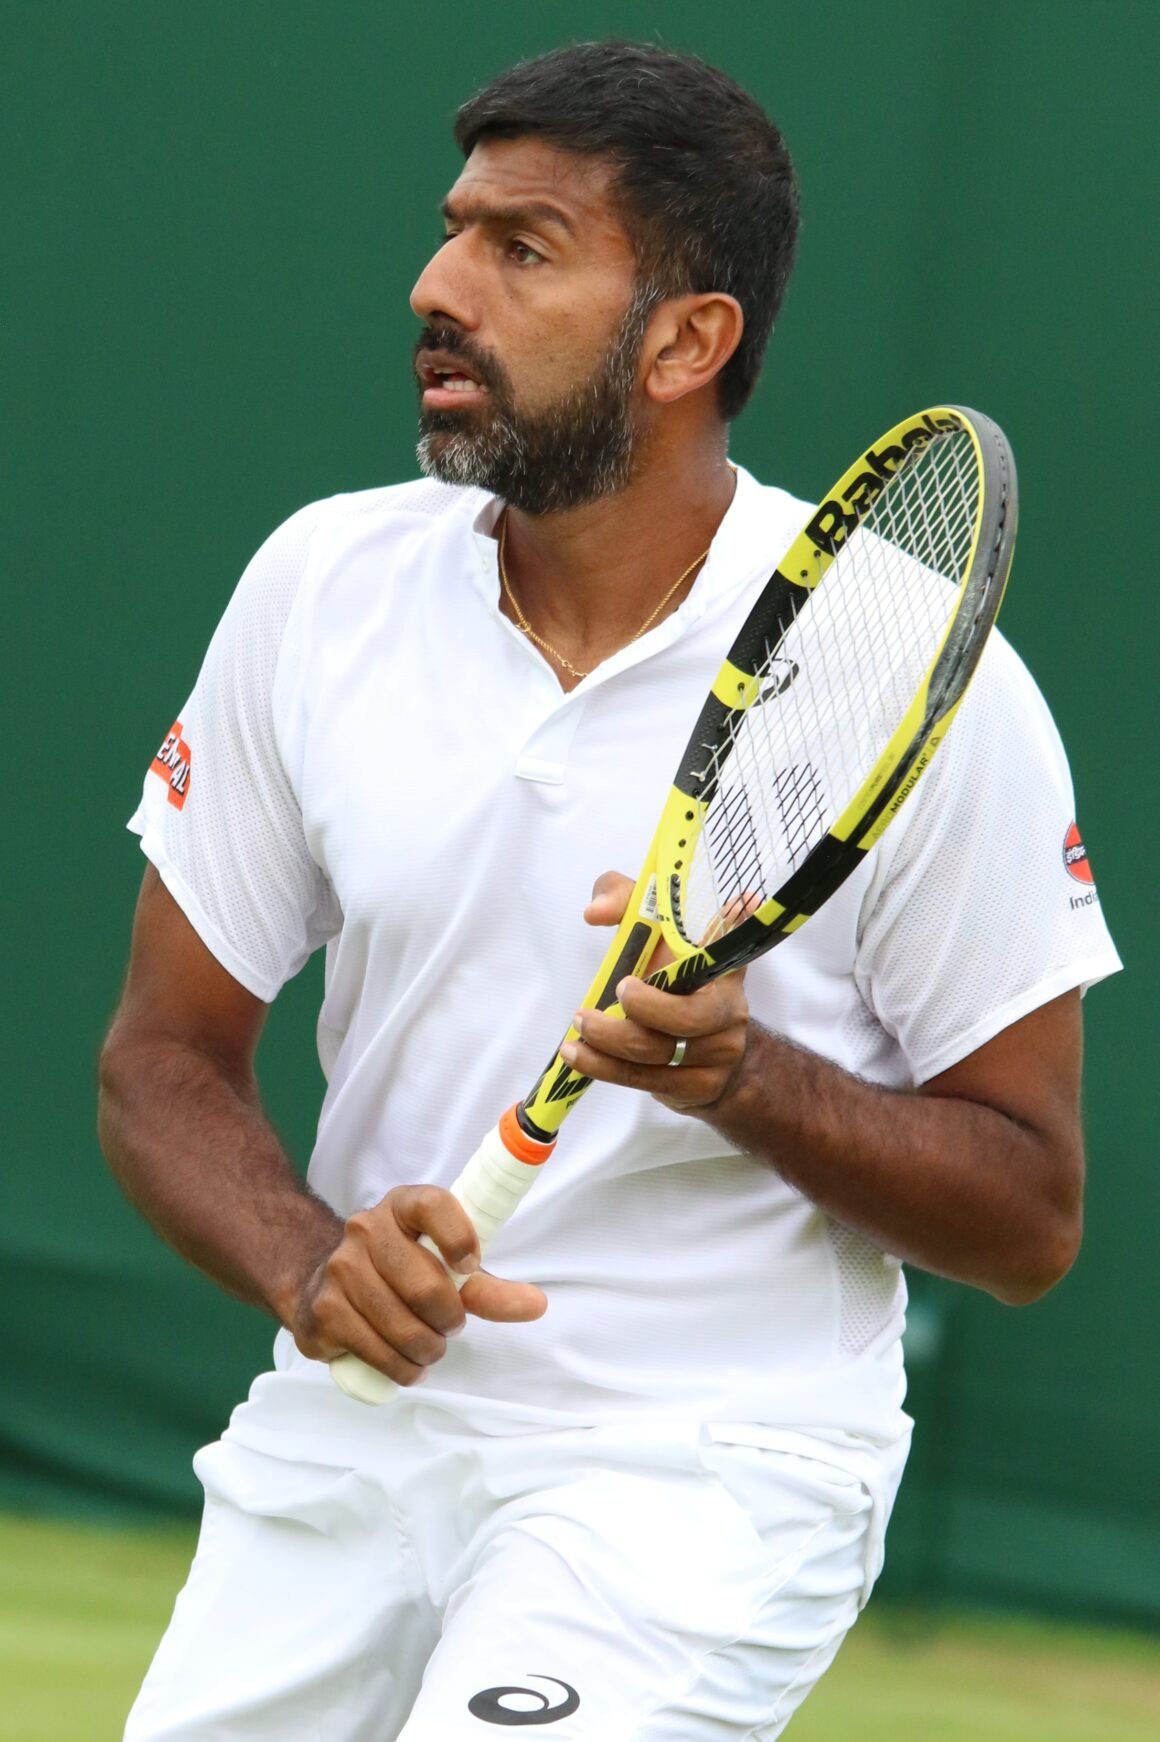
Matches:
[4,1,1155,1624]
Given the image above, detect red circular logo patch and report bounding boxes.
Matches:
[1063,822,1093,884]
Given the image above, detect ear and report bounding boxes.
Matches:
[641,294,744,406]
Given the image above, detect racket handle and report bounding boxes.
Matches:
[329,1107,554,1406]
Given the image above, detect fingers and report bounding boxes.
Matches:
[391,1182,482,1277]
[460,1271,548,1322]
[294,1184,545,1387]
[396,1188,545,1317]
[583,869,635,927]
[559,973,750,1111]
[302,1200,463,1384]
[619,972,747,1035]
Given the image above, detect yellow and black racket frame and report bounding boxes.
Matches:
[518,405,1017,1143]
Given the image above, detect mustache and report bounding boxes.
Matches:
[413,325,503,394]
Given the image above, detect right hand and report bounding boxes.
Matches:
[290,1184,547,1387]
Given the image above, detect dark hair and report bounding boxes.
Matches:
[454,42,799,420]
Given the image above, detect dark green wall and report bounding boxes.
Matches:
[4,1,1155,1621]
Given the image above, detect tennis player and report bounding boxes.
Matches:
[100,42,1120,1741]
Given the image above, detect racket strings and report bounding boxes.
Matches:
[682,428,979,944]
[774,763,826,863]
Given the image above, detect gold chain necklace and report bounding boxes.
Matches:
[497,510,711,682]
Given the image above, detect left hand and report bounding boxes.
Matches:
[559,871,751,1114]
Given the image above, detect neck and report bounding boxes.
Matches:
[498,427,736,682]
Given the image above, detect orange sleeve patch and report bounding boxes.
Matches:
[149,720,191,811]
[1062,821,1093,885]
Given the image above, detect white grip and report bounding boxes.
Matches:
[329,1119,547,1406]
[446,1119,545,1246]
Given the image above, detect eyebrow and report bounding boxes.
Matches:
[440,197,575,238]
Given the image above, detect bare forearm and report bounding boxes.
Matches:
[98,1034,342,1325]
[703,1022,1081,1303]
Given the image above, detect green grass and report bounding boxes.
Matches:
[0,1513,196,1742]
[1,1512,1158,1740]
[792,1608,1160,1741]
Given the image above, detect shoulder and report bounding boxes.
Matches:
[705,466,815,613]
[735,461,1065,750]
[875,623,1078,895]
[230,478,491,636]
[249,477,489,576]
[304,477,490,549]
[288,478,492,600]
[745,473,815,528]
[730,466,815,552]
[955,626,1070,768]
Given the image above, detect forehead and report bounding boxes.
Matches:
[444,136,633,249]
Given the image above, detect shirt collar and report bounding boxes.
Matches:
[463,464,800,683]
[471,464,780,592]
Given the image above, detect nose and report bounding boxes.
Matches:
[410,235,478,332]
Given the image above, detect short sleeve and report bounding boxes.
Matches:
[853,634,1122,1083]
[128,503,342,1000]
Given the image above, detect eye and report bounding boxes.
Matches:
[508,239,545,266]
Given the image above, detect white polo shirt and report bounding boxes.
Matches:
[129,469,1120,1463]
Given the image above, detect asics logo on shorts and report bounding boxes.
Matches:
[468,1675,580,1726]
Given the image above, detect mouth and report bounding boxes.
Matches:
[416,348,490,410]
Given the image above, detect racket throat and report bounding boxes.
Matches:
[515,1098,565,1146]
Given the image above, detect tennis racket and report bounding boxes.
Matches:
[331,403,1017,1405]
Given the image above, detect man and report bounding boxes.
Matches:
[100,41,1119,1742]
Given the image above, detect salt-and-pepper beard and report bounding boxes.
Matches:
[416,286,660,515]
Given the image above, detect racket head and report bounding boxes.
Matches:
[518,404,1016,1139]
[647,404,1016,990]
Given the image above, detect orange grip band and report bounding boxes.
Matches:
[499,1103,556,1165]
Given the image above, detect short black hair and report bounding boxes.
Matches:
[454,41,799,420]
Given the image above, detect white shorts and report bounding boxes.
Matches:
[125,1405,891,1741]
